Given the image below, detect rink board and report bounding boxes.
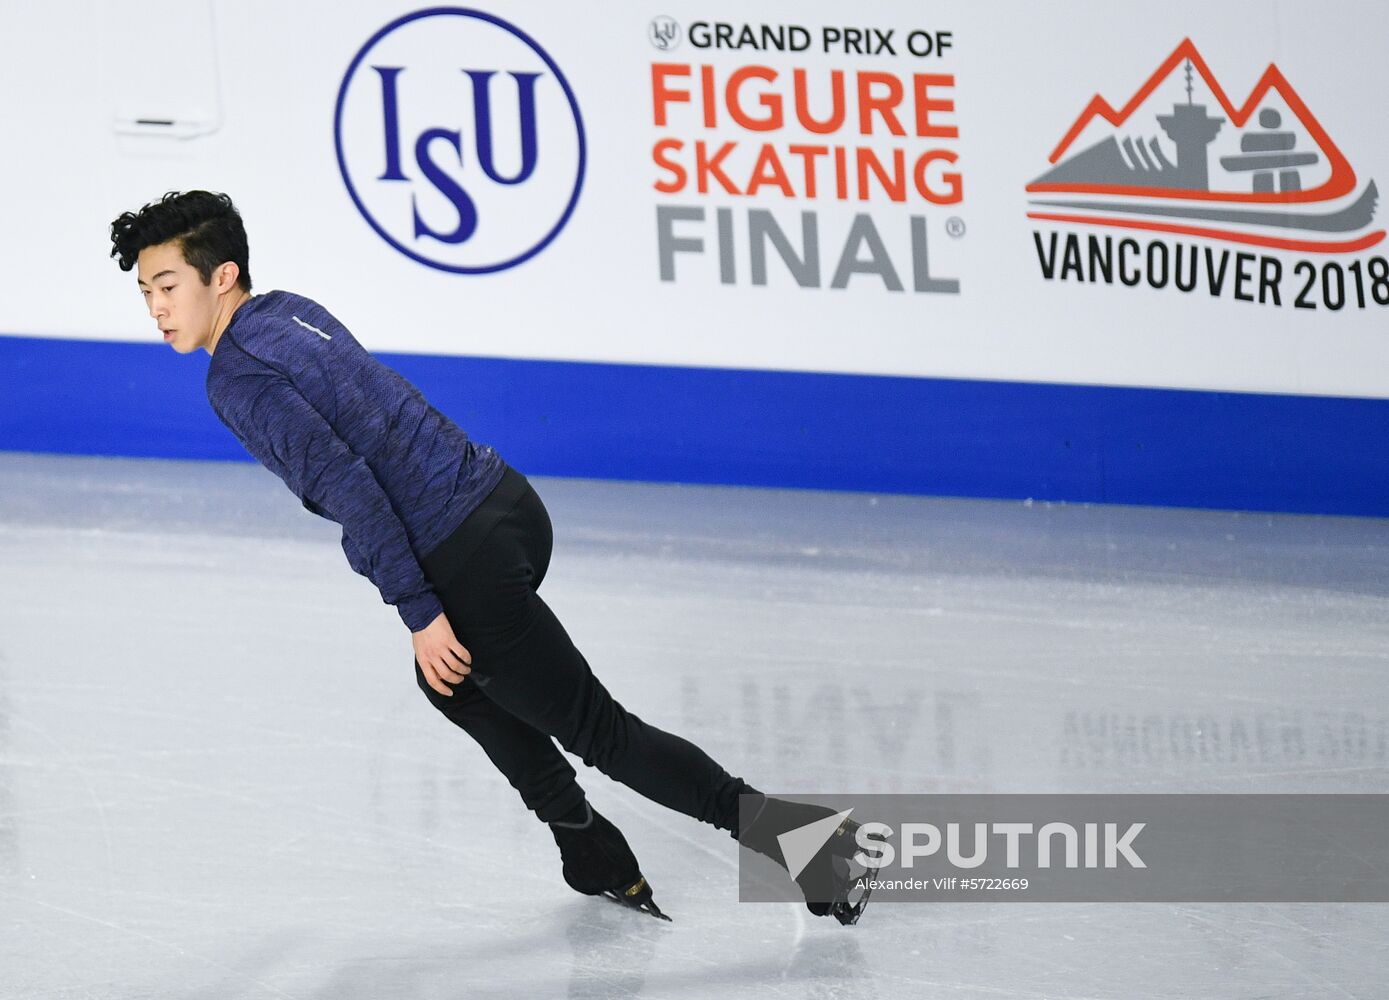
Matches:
[2,332,1385,517]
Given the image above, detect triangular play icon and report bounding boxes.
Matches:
[776,808,853,880]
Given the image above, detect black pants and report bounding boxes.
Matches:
[415,469,754,831]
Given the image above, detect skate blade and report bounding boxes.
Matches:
[830,864,878,926]
[602,876,674,922]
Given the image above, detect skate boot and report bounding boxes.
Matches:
[549,801,672,922]
[736,795,879,925]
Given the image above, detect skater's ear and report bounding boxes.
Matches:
[210,260,242,295]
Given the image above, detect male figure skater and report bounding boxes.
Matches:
[109,190,872,923]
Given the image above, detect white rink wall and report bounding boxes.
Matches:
[0,0,1386,396]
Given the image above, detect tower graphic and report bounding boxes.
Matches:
[1154,61,1225,190]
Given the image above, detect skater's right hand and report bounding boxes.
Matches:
[413,612,472,697]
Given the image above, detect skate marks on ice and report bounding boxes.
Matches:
[2,452,1388,998]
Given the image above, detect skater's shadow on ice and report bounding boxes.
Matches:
[562,897,869,1000]
[784,928,868,994]
[563,897,666,1000]
[167,897,868,1000]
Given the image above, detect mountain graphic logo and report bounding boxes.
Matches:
[1026,39,1382,254]
[777,808,854,879]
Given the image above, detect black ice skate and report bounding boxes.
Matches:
[811,843,877,926]
[549,801,672,922]
[737,796,880,926]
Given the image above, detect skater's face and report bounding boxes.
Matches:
[136,241,241,356]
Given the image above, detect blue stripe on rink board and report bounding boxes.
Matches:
[1,333,1387,517]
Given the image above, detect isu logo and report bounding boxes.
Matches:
[334,8,586,274]
[1027,39,1382,255]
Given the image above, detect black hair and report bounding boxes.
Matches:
[109,190,252,292]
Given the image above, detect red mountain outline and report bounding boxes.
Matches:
[1029,38,1357,204]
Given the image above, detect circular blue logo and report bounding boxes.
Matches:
[334,7,586,274]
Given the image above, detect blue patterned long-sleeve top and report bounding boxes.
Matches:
[205,290,505,631]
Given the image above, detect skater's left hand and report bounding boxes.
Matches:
[413,612,472,697]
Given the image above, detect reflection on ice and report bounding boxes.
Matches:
[0,451,1386,998]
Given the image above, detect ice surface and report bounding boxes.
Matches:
[1,451,1386,998]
